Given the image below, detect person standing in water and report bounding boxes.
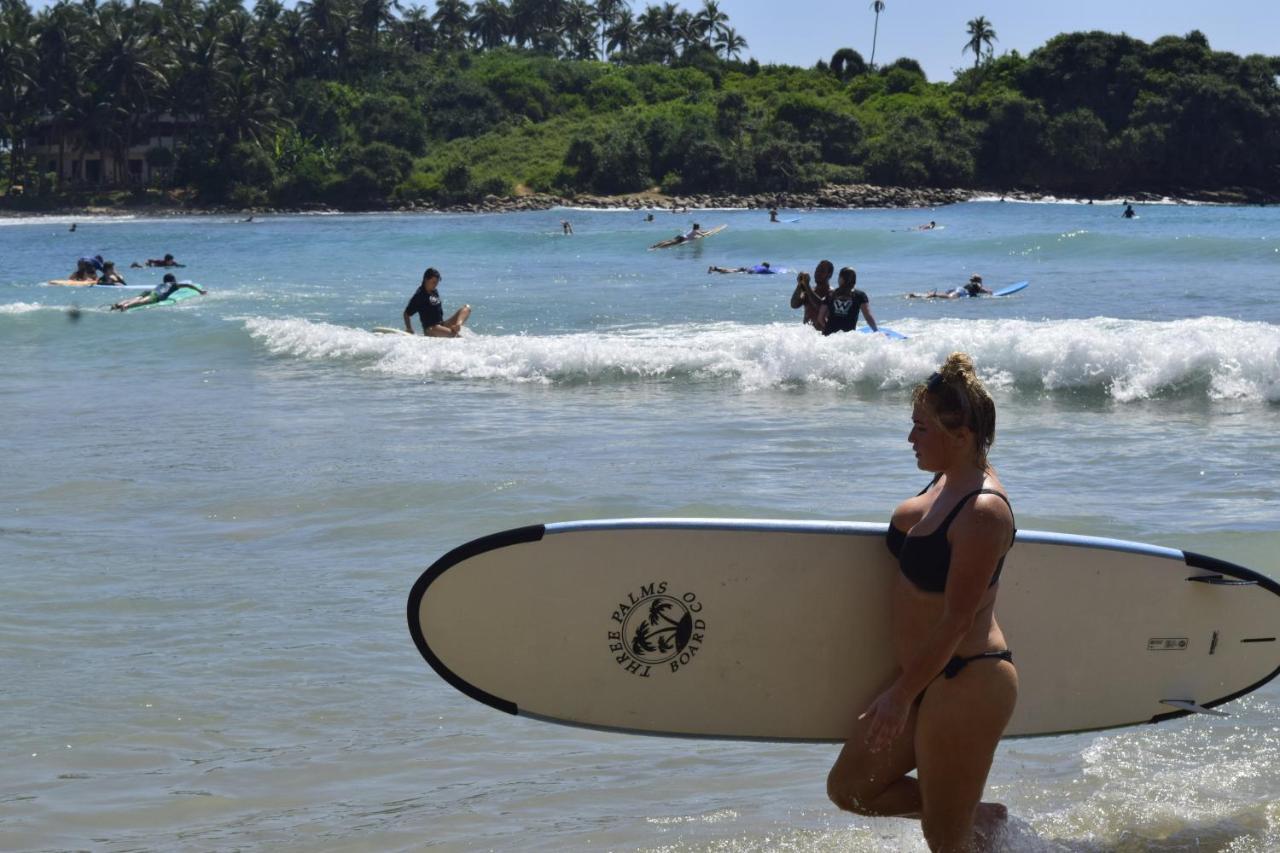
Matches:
[827,353,1017,852]
[792,259,834,330]
[1122,203,1136,219]
[403,267,471,337]
[819,267,878,335]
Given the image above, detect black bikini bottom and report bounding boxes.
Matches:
[942,649,1013,680]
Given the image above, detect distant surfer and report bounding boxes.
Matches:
[918,220,938,230]
[708,262,776,274]
[69,223,76,232]
[819,267,877,335]
[649,223,711,250]
[1122,203,1136,219]
[828,352,1016,852]
[111,273,205,311]
[769,208,779,223]
[907,274,992,299]
[131,253,185,269]
[791,260,833,331]
[644,213,655,222]
[561,219,573,235]
[403,267,470,337]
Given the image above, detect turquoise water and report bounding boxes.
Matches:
[2,202,1279,851]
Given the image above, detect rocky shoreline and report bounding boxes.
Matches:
[1,182,1272,218]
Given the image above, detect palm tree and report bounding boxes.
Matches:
[603,9,635,59]
[468,0,510,50]
[356,0,400,51]
[963,15,996,72]
[692,0,725,48]
[432,0,472,51]
[594,0,626,59]
[713,25,745,61]
[560,0,599,59]
[0,11,37,189]
[869,0,884,69]
[396,3,435,53]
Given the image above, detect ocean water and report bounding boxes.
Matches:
[2,202,1278,851]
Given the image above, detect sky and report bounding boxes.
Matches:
[722,0,1280,81]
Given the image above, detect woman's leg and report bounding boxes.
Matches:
[914,659,1017,852]
[827,690,923,818]
[445,304,471,332]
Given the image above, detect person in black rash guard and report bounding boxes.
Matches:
[403,267,471,337]
[819,267,878,335]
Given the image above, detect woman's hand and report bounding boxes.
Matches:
[858,686,912,753]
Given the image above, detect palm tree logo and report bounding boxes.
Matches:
[624,595,694,665]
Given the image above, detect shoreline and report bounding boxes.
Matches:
[1,183,1272,219]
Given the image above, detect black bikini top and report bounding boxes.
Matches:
[885,478,1016,594]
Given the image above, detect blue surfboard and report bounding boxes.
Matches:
[993,281,1029,297]
[858,326,908,341]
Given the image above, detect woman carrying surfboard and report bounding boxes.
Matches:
[828,353,1017,852]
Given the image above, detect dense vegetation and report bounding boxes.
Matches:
[0,0,1277,208]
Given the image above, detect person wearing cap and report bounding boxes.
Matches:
[110,274,206,311]
[403,267,470,337]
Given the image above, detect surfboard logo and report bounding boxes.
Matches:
[608,582,705,678]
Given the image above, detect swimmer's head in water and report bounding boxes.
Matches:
[163,273,177,283]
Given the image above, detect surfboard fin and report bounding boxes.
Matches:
[1186,574,1258,586]
[1159,699,1230,717]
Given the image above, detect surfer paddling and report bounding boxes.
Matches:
[111,273,205,311]
[828,353,1017,852]
[403,267,470,337]
[907,274,993,299]
[649,223,713,250]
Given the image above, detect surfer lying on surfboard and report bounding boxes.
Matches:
[829,353,1016,852]
[111,274,206,311]
[708,262,777,274]
[906,274,993,299]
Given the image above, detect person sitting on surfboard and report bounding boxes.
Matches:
[110,274,206,311]
[403,267,471,338]
[791,260,833,331]
[907,274,993,299]
[819,267,878,335]
[708,262,776,274]
[649,223,712,250]
[96,261,127,286]
[1122,203,1136,218]
[68,258,98,281]
[828,352,1017,852]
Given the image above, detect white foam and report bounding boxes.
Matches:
[0,301,47,314]
[243,316,1280,402]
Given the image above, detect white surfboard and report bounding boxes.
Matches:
[372,326,412,335]
[408,519,1280,742]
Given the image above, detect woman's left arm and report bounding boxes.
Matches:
[861,496,1012,751]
